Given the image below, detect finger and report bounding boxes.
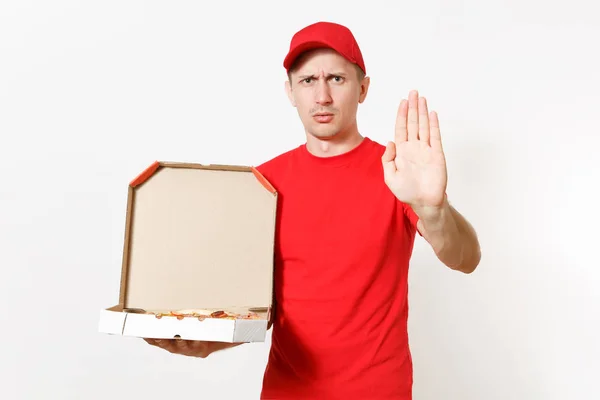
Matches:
[394,99,408,143]
[382,142,397,183]
[153,339,181,354]
[429,111,443,152]
[189,341,211,356]
[169,340,208,358]
[418,97,430,144]
[157,339,171,346]
[174,338,188,351]
[407,90,419,140]
[144,338,164,347]
[146,338,175,352]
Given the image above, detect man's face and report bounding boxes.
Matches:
[286,48,369,140]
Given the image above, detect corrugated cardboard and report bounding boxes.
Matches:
[98,161,277,343]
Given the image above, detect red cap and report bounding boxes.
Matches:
[283,21,366,74]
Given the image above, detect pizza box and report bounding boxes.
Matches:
[98,161,277,343]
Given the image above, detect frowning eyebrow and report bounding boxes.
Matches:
[297,72,348,80]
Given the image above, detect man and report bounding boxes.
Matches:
[145,21,481,399]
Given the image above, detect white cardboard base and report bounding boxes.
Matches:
[98,307,268,343]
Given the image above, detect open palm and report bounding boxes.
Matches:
[382,90,447,210]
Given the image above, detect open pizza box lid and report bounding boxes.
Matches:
[98,161,277,343]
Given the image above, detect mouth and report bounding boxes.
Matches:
[313,113,334,123]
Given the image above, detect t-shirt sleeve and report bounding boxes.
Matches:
[400,201,422,236]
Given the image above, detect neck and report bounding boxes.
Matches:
[305,121,363,158]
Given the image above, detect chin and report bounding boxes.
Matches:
[308,125,341,140]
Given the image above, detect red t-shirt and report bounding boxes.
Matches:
[256,137,420,400]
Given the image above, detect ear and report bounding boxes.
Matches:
[358,76,370,104]
[285,80,296,107]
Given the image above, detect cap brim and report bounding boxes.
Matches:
[283,40,339,71]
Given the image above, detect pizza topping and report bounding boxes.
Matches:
[137,308,265,320]
[210,311,227,318]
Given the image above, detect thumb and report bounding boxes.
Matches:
[382,141,397,179]
[381,141,396,163]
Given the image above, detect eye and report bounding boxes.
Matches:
[332,76,344,83]
[302,78,313,84]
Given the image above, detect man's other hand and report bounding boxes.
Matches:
[144,338,242,358]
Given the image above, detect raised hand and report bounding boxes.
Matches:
[382,90,447,213]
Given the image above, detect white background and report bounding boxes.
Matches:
[1,1,598,399]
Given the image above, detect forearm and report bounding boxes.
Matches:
[414,197,481,273]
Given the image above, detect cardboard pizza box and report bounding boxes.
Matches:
[98,161,277,343]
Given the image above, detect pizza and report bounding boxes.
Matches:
[124,307,262,321]
[162,309,262,320]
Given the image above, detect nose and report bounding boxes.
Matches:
[315,79,332,105]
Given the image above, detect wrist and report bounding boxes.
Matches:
[412,194,449,225]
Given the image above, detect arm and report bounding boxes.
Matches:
[414,196,481,274]
[382,89,481,274]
